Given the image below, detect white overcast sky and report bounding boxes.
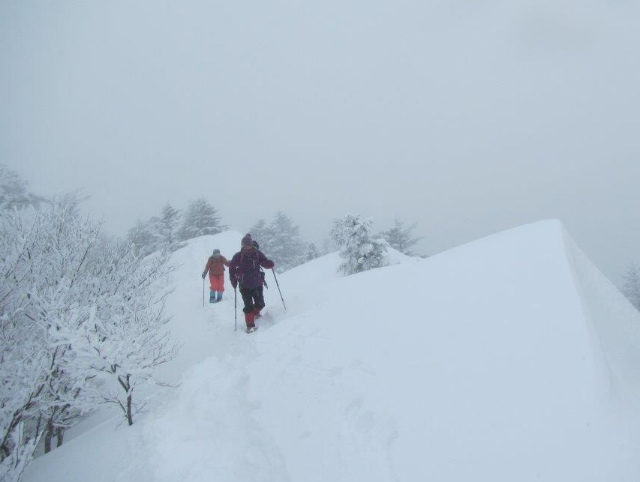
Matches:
[2,0,640,282]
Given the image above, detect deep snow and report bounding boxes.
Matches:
[22,220,640,482]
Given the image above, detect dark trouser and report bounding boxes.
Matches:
[240,287,265,314]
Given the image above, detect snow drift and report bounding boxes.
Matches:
[23,220,640,482]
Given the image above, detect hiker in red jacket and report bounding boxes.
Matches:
[202,249,230,303]
[229,234,275,332]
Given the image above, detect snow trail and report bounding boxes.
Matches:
[147,233,291,481]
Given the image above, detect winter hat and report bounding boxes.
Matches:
[212,249,220,256]
[241,234,253,247]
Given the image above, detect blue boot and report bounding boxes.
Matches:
[216,291,223,302]
[209,290,218,303]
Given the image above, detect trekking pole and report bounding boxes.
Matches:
[202,277,205,307]
[234,286,237,331]
[271,268,287,310]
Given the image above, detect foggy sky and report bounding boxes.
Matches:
[2,0,640,283]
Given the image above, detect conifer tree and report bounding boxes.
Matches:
[268,212,307,272]
[250,213,306,272]
[331,213,388,275]
[178,198,226,241]
[155,203,182,250]
[379,219,423,256]
[248,219,270,246]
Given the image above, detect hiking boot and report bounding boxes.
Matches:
[244,312,255,329]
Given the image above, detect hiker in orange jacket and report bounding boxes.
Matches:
[202,249,230,303]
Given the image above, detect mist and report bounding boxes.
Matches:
[2,0,640,282]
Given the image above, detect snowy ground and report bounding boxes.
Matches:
[22,221,640,482]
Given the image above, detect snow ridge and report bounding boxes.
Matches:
[23,221,640,482]
[562,227,640,400]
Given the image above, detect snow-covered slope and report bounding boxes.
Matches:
[23,221,640,482]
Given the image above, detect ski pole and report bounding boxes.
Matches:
[271,268,286,310]
[202,277,205,307]
[234,285,237,331]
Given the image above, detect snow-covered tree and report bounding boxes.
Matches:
[1,195,101,472]
[154,203,184,252]
[330,213,388,276]
[0,165,45,211]
[73,239,178,426]
[379,219,423,256]
[249,213,306,272]
[0,195,178,480]
[267,212,306,272]
[127,204,185,256]
[177,197,226,241]
[248,219,269,246]
[622,263,640,311]
[0,423,40,482]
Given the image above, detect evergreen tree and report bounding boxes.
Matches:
[248,219,270,246]
[249,213,307,272]
[269,212,307,272]
[622,263,640,310]
[154,203,184,252]
[178,197,226,241]
[379,219,423,256]
[330,213,388,276]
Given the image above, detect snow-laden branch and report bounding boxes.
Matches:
[0,194,180,479]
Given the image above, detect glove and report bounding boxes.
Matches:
[231,281,237,289]
[201,273,206,279]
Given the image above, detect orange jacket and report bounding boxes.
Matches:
[203,255,230,277]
